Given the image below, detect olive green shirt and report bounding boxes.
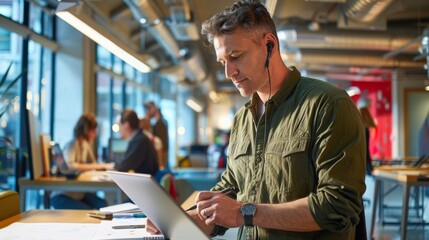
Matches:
[212,67,366,240]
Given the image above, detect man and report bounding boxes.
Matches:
[148,1,366,239]
[144,101,169,169]
[114,109,159,176]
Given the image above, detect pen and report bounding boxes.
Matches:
[112,224,146,229]
[113,212,146,218]
[87,211,113,219]
[185,186,236,211]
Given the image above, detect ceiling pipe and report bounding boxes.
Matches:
[289,51,423,69]
[124,0,180,58]
[124,0,207,82]
[278,27,419,53]
[342,0,395,23]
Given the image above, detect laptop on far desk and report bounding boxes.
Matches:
[49,143,81,179]
[107,171,210,240]
[107,138,128,163]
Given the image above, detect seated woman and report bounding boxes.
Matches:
[51,113,114,209]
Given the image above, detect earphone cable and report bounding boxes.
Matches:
[263,67,272,156]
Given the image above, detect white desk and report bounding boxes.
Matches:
[370,167,429,240]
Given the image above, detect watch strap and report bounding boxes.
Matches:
[244,214,253,226]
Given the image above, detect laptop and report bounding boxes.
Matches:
[107,171,210,240]
[107,138,128,163]
[49,143,81,179]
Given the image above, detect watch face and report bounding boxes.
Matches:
[241,203,256,215]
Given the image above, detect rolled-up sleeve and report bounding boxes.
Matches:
[308,96,366,233]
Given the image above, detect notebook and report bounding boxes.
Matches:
[100,202,140,214]
[49,143,81,179]
[107,171,210,240]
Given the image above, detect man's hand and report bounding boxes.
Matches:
[196,191,242,228]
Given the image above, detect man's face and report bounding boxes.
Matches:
[214,28,269,97]
[119,121,129,139]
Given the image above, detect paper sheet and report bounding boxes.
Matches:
[0,222,99,240]
[93,218,164,240]
[100,202,140,213]
[0,220,165,240]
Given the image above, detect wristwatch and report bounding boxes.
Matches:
[240,203,257,226]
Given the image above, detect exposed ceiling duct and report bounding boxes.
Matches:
[277,25,423,75]
[124,0,207,82]
[294,51,423,69]
[342,0,395,23]
[52,0,429,92]
[278,27,419,53]
[165,0,200,41]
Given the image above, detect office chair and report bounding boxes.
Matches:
[0,190,20,221]
[156,170,178,201]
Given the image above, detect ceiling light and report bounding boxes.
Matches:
[186,98,203,112]
[139,18,147,25]
[308,21,320,31]
[56,3,152,73]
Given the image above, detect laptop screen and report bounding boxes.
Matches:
[50,143,69,172]
[49,143,80,178]
[108,138,128,163]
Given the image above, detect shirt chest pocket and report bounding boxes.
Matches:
[264,137,313,200]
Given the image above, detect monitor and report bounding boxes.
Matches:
[108,138,128,163]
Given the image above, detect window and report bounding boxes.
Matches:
[96,45,111,69]
[29,2,42,34]
[0,1,55,193]
[0,28,11,51]
[112,77,123,132]
[0,29,22,191]
[27,40,52,134]
[0,0,21,23]
[96,71,111,155]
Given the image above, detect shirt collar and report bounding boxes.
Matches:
[127,129,139,141]
[245,66,301,110]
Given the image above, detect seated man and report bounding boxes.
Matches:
[114,109,159,176]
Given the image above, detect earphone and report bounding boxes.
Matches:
[263,41,274,158]
[264,41,274,68]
